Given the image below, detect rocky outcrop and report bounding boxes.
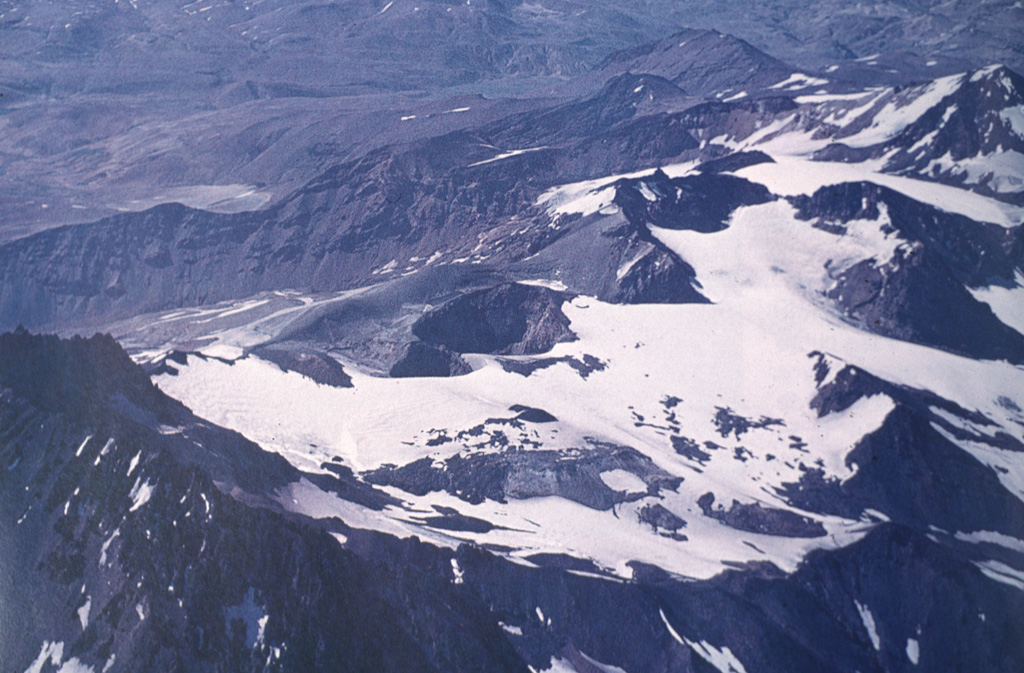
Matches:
[365,441,681,511]
[411,283,576,356]
[793,182,1024,362]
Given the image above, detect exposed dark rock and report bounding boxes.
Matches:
[614,170,774,234]
[252,346,353,387]
[713,406,785,438]
[509,405,558,424]
[792,182,1024,362]
[498,354,607,379]
[671,436,712,464]
[696,150,775,174]
[638,504,687,532]
[365,442,681,511]
[698,492,827,537]
[389,341,472,378]
[412,283,576,356]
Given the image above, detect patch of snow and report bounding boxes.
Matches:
[55,659,93,673]
[24,641,64,673]
[599,469,647,493]
[839,74,964,147]
[683,638,749,673]
[469,146,547,167]
[533,658,578,673]
[906,638,920,665]
[795,91,874,104]
[75,435,93,457]
[99,529,119,566]
[734,155,1024,227]
[77,597,91,630]
[499,622,523,636]
[1001,107,1024,137]
[970,64,1004,82]
[955,529,1024,554]
[975,559,1024,591]
[127,451,142,476]
[451,558,464,584]
[770,73,828,90]
[128,477,154,512]
[855,601,881,650]
[660,609,684,644]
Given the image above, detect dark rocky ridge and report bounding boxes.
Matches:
[815,65,1024,203]
[614,170,775,234]
[783,353,1024,540]
[697,492,827,538]
[792,182,1024,363]
[366,440,682,511]
[412,283,576,356]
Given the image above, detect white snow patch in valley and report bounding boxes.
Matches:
[77,596,91,630]
[532,658,577,673]
[577,652,628,673]
[25,641,64,673]
[838,74,964,148]
[468,146,547,167]
[128,477,154,512]
[99,528,119,566]
[955,529,1024,554]
[769,73,828,90]
[795,91,876,104]
[599,469,647,493]
[75,435,92,457]
[55,659,93,673]
[660,609,684,644]
[855,601,881,650]
[115,184,270,215]
[451,558,464,584]
[975,559,1024,591]
[683,638,749,673]
[127,451,142,476]
[734,155,1024,227]
[1001,107,1024,137]
[906,638,920,665]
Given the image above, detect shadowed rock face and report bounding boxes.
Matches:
[697,492,827,538]
[365,440,682,510]
[411,283,577,356]
[251,347,353,388]
[389,341,473,378]
[614,170,775,234]
[791,182,1024,363]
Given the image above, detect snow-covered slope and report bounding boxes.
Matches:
[151,145,1024,587]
